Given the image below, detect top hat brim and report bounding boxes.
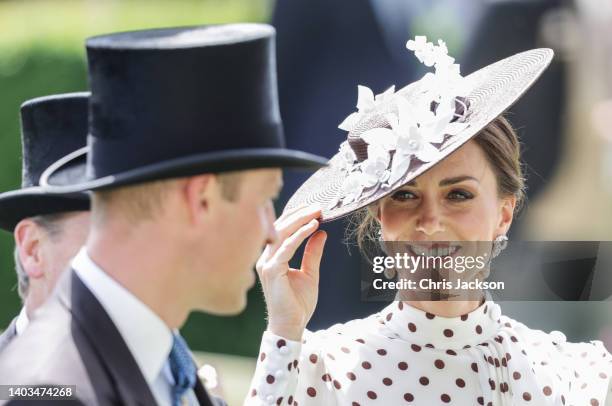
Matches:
[285,48,555,222]
[40,147,328,193]
[0,186,89,231]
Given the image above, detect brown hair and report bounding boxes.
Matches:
[348,115,525,253]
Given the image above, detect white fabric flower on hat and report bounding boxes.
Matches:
[360,144,391,187]
[337,141,357,172]
[340,171,364,204]
[338,85,396,131]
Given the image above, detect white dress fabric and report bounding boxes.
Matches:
[246,299,612,405]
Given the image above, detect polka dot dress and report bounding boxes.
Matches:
[246,299,612,405]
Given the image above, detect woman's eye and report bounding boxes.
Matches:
[447,189,474,200]
[391,190,417,201]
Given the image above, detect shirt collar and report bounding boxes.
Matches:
[15,307,29,336]
[72,247,173,384]
[379,294,502,349]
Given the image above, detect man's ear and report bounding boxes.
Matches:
[182,174,214,224]
[496,195,516,236]
[14,220,45,280]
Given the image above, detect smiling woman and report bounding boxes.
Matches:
[246,37,612,406]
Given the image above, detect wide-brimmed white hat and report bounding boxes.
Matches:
[286,37,554,222]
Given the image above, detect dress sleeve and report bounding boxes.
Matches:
[244,329,337,405]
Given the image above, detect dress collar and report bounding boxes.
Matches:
[379,295,502,350]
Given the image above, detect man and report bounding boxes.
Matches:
[0,24,327,406]
[0,93,90,353]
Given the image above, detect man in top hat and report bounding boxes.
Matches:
[0,93,90,354]
[0,24,327,406]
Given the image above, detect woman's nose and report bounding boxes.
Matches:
[415,199,445,236]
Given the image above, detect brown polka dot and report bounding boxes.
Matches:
[426,312,435,319]
[309,354,318,363]
[443,329,454,337]
[506,352,512,361]
[362,361,371,369]
[367,391,377,399]
[446,349,457,356]
[287,362,292,371]
[543,386,552,396]
[434,359,445,369]
[408,322,417,332]
[581,383,588,389]
[489,379,496,390]
[484,305,488,313]
[487,356,494,366]
[327,353,335,360]
[322,373,331,382]
[383,377,393,386]
[333,380,341,389]
[513,371,522,380]
[477,397,484,405]
[494,358,500,368]
[419,376,429,385]
[425,343,435,349]
[377,348,387,356]
[404,393,414,402]
[476,325,483,334]
[276,397,283,405]
[355,338,365,344]
[461,314,468,321]
[510,336,518,342]
[456,378,466,388]
[501,357,507,367]
[495,336,504,343]
[398,361,408,370]
[251,389,257,397]
[259,352,266,361]
[561,395,565,404]
[352,403,360,406]
[591,399,599,406]
[307,387,316,397]
[500,382,508,393]
[341,347,350,354]
[386,312,393,321]
[471,363,478,372]
[441,394,451,403]
[288,396,293,404]
[347,372,356,381]
[266,375,275,384]
[523,392,531,401]
[599,372,608,379]
[411,344,422,352]
[293,360,298,368]
[277,339,286,348]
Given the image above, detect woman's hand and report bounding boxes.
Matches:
[256,206,327,341]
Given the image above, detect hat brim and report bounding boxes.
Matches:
[285,48,554,222]
[0,187,89,231]
[40,147,329,193]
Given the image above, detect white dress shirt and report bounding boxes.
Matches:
[15,307,29,336]
[72,247,198,406]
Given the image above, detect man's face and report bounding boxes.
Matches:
[38,211,91,297]
[194,169,281,315]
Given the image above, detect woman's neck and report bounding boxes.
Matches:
[403,299,482,318]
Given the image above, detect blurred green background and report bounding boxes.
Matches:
[0,0,271,357]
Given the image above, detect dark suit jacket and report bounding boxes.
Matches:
[0,317,17,355]
[0,270,223,406]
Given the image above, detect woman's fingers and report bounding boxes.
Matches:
[301,230,327,279]
[270,219,320,268]
[267,206,321,256]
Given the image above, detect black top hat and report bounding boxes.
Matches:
[0,93,90,231]
[41,24,327,192]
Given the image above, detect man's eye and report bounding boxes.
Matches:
[391,190,417,201]
[447,190,474,200]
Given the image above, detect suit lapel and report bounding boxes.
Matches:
[193,375,215,406]
[0,316,18,353]
[60,270,158,406]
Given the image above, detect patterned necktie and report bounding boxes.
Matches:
[168,333,197,406]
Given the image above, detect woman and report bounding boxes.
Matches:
[246,38,612,405]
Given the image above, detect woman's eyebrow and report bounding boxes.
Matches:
[403,175,479,187]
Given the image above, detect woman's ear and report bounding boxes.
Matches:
[496,195,516,236]
[368,203,382,224]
